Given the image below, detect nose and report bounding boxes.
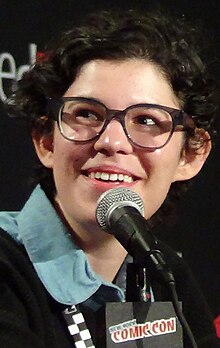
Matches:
[93,120,133,155]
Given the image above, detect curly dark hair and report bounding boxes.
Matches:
[5,8,219,227]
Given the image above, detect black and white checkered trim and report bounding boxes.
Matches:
[63,305,95,348]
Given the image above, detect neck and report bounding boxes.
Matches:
[85,237,127,282]
[72,225,127,282]
[54,200,127,282]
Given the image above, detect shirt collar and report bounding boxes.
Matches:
[16,185,124,305]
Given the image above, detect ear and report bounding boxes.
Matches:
[32,129,54,169]
[173,129,212,182]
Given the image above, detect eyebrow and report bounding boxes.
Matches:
[70,95,104,104]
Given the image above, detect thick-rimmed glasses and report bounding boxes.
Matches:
[47,97,195,150]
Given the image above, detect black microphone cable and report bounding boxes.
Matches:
[168,280,198,348]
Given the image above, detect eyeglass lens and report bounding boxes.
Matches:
[59,99,174,148]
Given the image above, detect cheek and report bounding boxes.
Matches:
[52,129,90,171]
[138,145,182,178]
[136,138,183,216]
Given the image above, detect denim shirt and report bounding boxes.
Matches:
[0,185,125,308]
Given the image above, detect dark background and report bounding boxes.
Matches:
[0,0,220,317]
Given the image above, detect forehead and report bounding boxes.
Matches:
[64,59,181,109]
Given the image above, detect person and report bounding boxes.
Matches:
[0,7,219,348]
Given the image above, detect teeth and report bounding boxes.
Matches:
[101,173,109,180]
[95,172,101,179]
[118,174,124,181]
[88,172,133,182]
[124,175,132,183]
[109,173,118,181]
[90,172,96,179]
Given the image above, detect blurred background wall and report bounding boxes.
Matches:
[0,0,220,317]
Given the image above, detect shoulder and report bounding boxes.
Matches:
[0,227,32,279]
[156,240,192,276]
[0,228,40,289]
[156,240,220,345]
[0,228,69,348]
[0,211,21,242]
[156,240,203,297]
[0,227,50,318]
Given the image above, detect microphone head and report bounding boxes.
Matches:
[96,187,144,232]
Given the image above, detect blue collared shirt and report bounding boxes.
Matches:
[0,185,125,308]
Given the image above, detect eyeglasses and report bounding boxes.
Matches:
[47,97,195,150]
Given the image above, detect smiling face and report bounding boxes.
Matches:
[33,59,210,234]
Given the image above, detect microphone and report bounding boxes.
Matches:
[96,188,199,347]
[96,187,175,285]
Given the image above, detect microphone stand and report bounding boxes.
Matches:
[125,253,198,348]
[126,263,151,302]
[147,249,198,348]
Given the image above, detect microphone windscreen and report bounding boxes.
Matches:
[96,187,144,231]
